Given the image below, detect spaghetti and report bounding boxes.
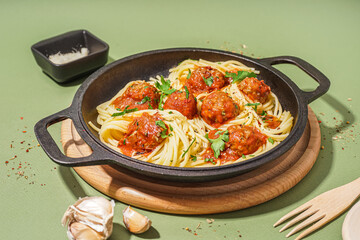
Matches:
[89,59,293,167]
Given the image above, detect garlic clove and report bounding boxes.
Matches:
[68,222,103,240]
[62,196,115,240]
[123,206,152,234]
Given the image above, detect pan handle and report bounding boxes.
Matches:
[259,56,330,103]
[34,107,111,166]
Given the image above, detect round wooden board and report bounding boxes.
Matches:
[60,107,320,215]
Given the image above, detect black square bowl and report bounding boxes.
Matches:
[31,30,109,83]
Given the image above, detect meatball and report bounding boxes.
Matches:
[185,66,227,95]
[202,129,239,164]
[238,77,271,104]
[163,90,197,119]
[227,125,267,156]
[118,113,167,155]
[200,91,239,127]
[112,82,160,110]
[202,125,267,164]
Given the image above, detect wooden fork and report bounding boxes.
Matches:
[273,177,360,240]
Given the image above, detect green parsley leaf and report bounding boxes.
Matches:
[245,102,260,112]
[137,96,151,105]
[205,130,229,158]
[144,86,149,89]
[155,120,166,129]
[155,120,172,139]
[187,69,191,79]
[190,155,197,162]
[169,124,173,131]
[155,76,176,95]
[203,76,214,87]
[169,111,173,114]
[225,71,257,84]
[268,137,274,144]
[260,110,267,116]
[242,154,246,159]
[181,138,196,158]
[184,86,189,99]
[148,102,153,109]
[205,158,216,165]
[155,76,176,110]
[111,106,138,117]
[158,94,166,110]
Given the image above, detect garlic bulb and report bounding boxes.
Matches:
[123,206,152,234]
[62,196,115,240]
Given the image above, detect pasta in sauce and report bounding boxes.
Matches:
[89,59,293,167]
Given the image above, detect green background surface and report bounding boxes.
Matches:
[1,0,359,239]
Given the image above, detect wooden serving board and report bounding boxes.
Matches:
[60,107,320,215]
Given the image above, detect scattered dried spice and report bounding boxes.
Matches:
[316,100,358,163]
[3,117,45,185]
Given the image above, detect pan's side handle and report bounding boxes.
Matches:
[34,107,110,166]
[259,56,330,103]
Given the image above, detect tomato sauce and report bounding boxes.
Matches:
[263,114,281,129]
